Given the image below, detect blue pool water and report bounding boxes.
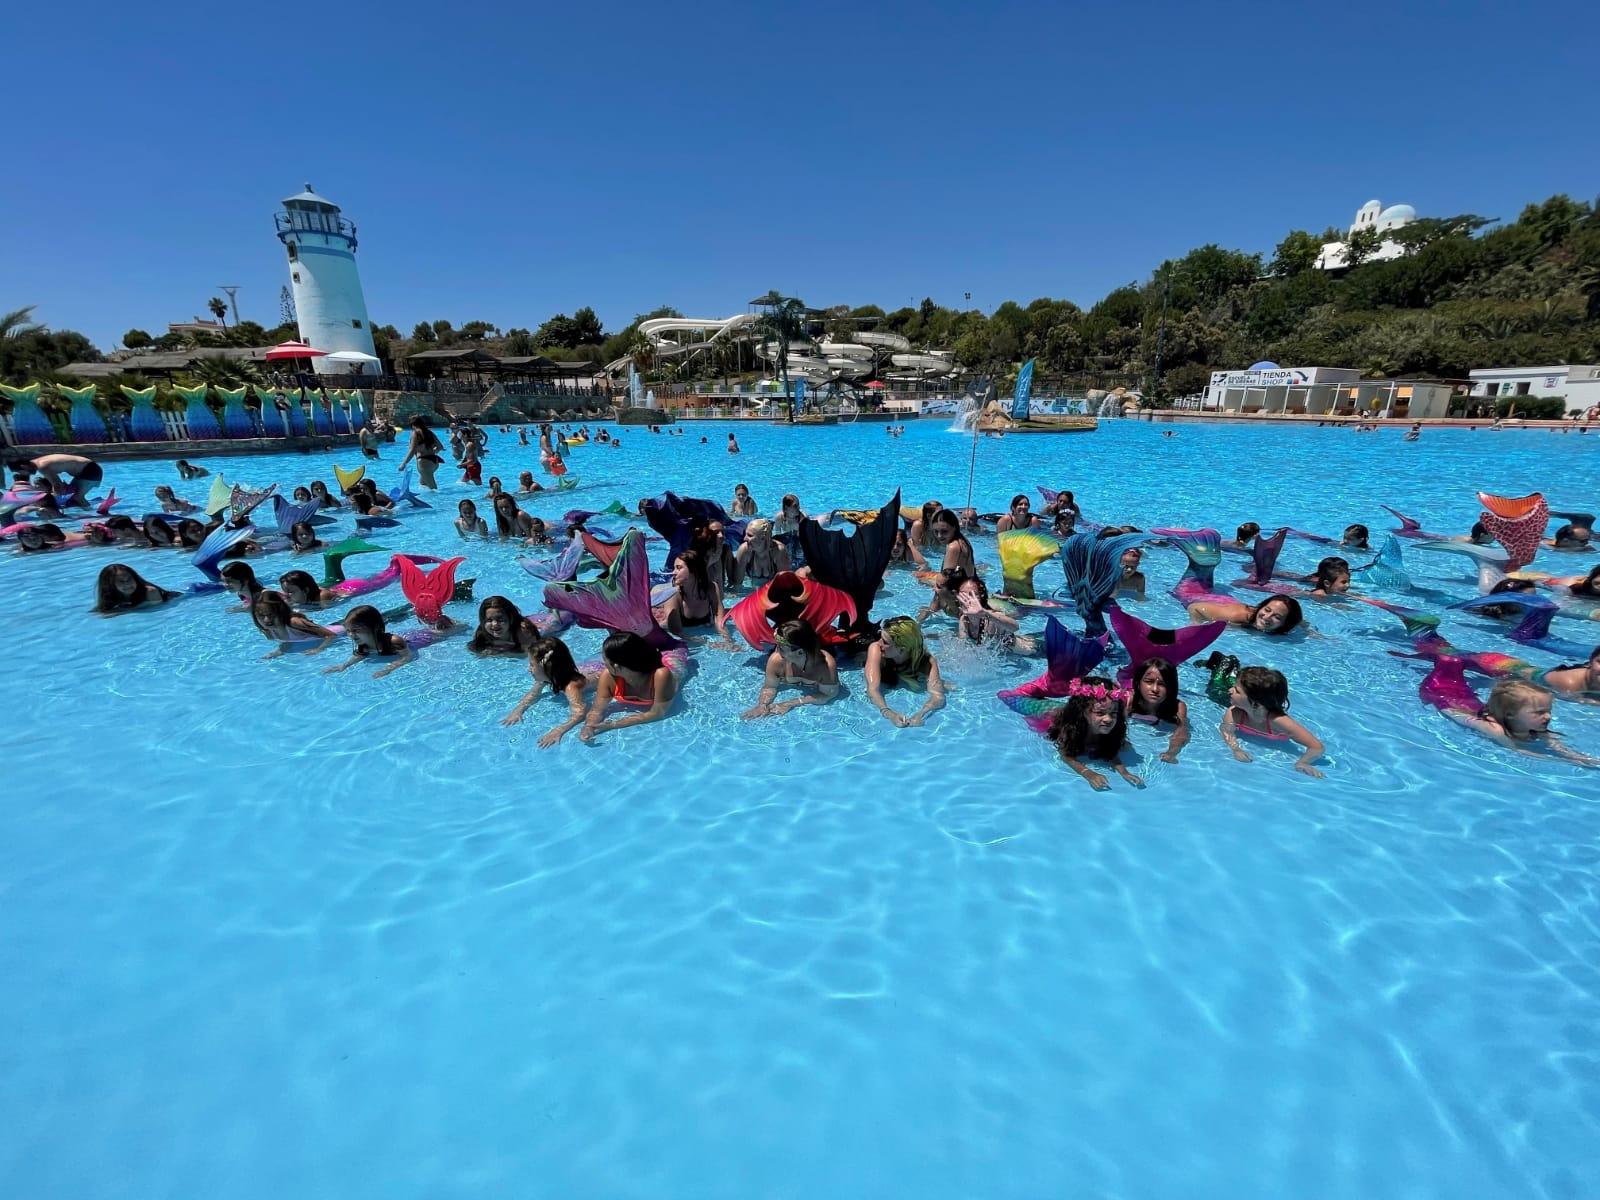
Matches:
[3,420,1598,1199]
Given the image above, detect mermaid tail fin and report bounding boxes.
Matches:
[229,482,276,525]
[728,572,857,650]
[602,500,628,515]
[1061,530,1149,638]
[1419,656,1480,715]
[1349,596,1439,638]
[1107,603,1225,670]
[996,692,1069,735]
[1353,535,1412,592]
[1409,539,1508,593]
[387,467,429,508]
[998,530,1061,599]
[520,537,584,582]
[1153,527,1221,591]
[321,537,387,585]
[642,491,736,569]
[996,617,1107,734]
[1451,592,1561,646]
[334,464,365,493]
[396,555,465,626]
[271,494,325,536]
[95,488,119,516]
[1245,527,1288,585]
[205,474,232,516]
[580,529,625,568]
[797,491,901,631]
[1380,504,1423,536]
[1477,491,1549,571]
[191,521,256,581]
[543,528,680,648]
[1036,485,1060,505]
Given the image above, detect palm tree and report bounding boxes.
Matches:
[208,297,229,327]
[753,293,810,422]
[2,306,46,339]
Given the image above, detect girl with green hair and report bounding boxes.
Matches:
[864,615,946,728]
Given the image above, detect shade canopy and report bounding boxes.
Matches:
[265,341,326,360]
[323,350,380,363]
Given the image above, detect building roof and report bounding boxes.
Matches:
[62,346,276,376]
[282,184,339,209]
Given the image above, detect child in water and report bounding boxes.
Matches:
[742,620,839,719]
[1219,665,1326,778]
[1125,656,1190,764]
[1047,676,1143,790]
[501,635,595,747]
[580,631,679,741]
[455,499,490,540]
[864,616,945,727]
[1449,679,1597,764]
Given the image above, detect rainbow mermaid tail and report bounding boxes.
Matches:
[1418,656,1481,716]
[1380,504,1449,541]
[190,521,258,581]
[520,537,585,582]
[998,530,1061,599]
[396,555,465,627]
[1451,592,1593,657]
[1060,529,1150,638]
[543,528,681,649]
[321,537,387,585]
[1478,491,1549,571]
[333,464,366,494]
[1155,527,1231,606]
[1409,539,1509,593]
[1352,535,1412,593]
[996,616,1109,733]
[798,491,901,638]
[1107,603,1226,679]
[1389,630,1536,682]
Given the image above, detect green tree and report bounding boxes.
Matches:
[1345,227,1385,268]
[411,321,437,343]
[123,328,153,349]
[504,328,536,356]
[207,297,228,327]
[1270,231,1322,277]
[571,306,605,345]
[535,313,581,348]
[2,306,46,340]
[752,293,810,422]
[431,319,457,346]
[460,320,495,340]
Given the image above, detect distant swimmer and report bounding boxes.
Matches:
[1161,430,1178,438]
[727,433,741,454]
[1404,422,1422,442]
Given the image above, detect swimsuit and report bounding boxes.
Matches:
[611,677,654,707]
[1229,707,1289,741]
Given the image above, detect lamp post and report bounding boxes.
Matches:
[1151,267,1171,403]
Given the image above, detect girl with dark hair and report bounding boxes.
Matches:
[289,521,326,555]
[467,596,538,657]
[1047,676,1141,790]
[742,619,839,719]
[220,562,264,611]
[516,470,544,497]
[455,499,490,540]
[493,494,535,541]
[322,605,425,677]
[907,499,944,566]
[175,518,208,550]
[659,547,730,642]
[250,590,338,659]
[949,571,1033,652]
[730,483,757,517]
[1224,521,1261,551]
[1114,547,1146,599]
[309,480,342,509]
[1125,656,1190,764]
[580,631,679,741]
[996,494,1039,533]
[93,563,180,614]
[153,484,199,514]
[1341,524,1370,551]
[1308,556,1351,598]
[1221,665,1326,778]
[930,508,976,576]
[501,636,594,746]
[14,523,78,553]
[1187,593,1304,636]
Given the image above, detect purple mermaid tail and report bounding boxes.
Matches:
[543,528,681,649]
[997,616,1108,734]
[1107,603,1226,681]
[1451,592,1593,657]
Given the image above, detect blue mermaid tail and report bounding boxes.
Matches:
[191,521,258,582]
[386,467,430,509]
[1059,530,1151,639]
[642,492,746,569]
[996,616,1108,734]
[543,527,681,649]
[269,494,326,536]
[519,536,584,582]
[1409,539,1508,593]
[1451,592,1594,657]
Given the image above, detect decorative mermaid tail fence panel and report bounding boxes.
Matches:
[59,384,110,443]
[330,391,353,434]
[175,384,220,439]
[347,390,367,431]
[1,383,58,444]
[310,393,334,435]
[284,387,310,436]
[253,386,286,436]
[121,385,165,441]
[215,386,253,439]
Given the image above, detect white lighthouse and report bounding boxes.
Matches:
[274,184,378,375]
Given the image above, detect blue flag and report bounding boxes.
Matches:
[794,378,807,414]
[1011,359,1035,421]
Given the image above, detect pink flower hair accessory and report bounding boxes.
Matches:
[1067,678,1132,702]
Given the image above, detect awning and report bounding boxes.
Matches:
[324,350,380,363]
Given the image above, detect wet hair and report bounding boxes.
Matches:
[457,499,479,518]
[1235,522,1260,545]
[94,563,165,612]
[1490,577,1536,594]
[1247,594,1303,635]
[775,619,822,658]
[175,518,207,549]
[343,605,394,656]
[1483,679,1550,726]
[1234,666,1290,716]
[527,635,583,692]
[17,522,66,551]
[1574,565,1600,598]
[219,561,262,599]
[1129,656,1181,723]
[949,568,992,609]
[250,589,298,635]
[1046,675,1128,762]
[310,480,332,499]
[468,595,530,654]
[1552,523,1591,547]
[879,615,930,682]
[1469,521,1491,544]
[154,485,175,499]
[781,493,800,512]
[602,630,663,675]
[1009,494,1030,511]
[350,492,374,514]
[931,508,970,551]
[357,478,381,500]
[1312,556,1350,591]
[292,486,312,502]
[1342,523,1370,549]
[675,547,712,594]
[289,521,320,546]
[277,570,321,606]
[493,494,523,538]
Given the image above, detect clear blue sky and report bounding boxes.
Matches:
[7,0,1597,351]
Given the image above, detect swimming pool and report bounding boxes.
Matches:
[2,420,1597,1199]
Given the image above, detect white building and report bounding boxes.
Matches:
[1202,365,1453,418]
[1314,200,1417,270]
[1468,365,1600,414]
[274,185,379,375]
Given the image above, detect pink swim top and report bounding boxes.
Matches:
[1230,707,1290,741]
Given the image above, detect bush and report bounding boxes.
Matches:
[1493,394,1565,419]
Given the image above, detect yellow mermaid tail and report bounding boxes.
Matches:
[998,530,1060,599]
[334,464,366,493]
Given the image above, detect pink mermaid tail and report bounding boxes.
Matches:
[1244,527,1290,586]
[1478,491,1549,571]
[1380,504,1449,541]
[543,528,681,649]
[1391,631,1535,681]
[95,489,119,516]
[1419,656,1482,716]
[396,555,465,626]
[997,616,1108,733]
[328,553,444,601]
[1107,604,1226,682]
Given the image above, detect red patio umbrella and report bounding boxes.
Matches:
[865,380,885,389]
[264,341,327,361]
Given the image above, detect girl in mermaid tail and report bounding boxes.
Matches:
[455,499,490,540]
[906,499,943,565]
[658,548,733,645]
[322,604,459,678]
[467,596,540,657]
[309,480,342,509]
[1125,657,1190,764]
[1165,528,1306,636]
[1222,522,1260,552]
[580,631,680,742]
[250,590,339,659]
[1341,524,1370,551]
[949,571,1035,653]
[493,494,536,541]
[1219,666,1326,778]
[996,494,1041,533]
[1420,663,1598,765]
[864,615,945,728]
[501,635,595,746]
[220,562,264,611]
[93,563,180,613]
[1047,677,1142,790]
[742,620,840,720]
[1308,557,1351,598]
[289,522,326,556]
[1114,547,1146,600]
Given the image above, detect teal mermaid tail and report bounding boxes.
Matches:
[387,467,430,509]
[1352,535,1412,593]
[1155,527,1230,605]
[321,537,387,585]
[191,521,257,581]
[1060,529,1150,638]
[543,528,681,649]
[996,616,1108,733]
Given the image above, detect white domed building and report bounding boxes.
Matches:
[1314,200,1418,270]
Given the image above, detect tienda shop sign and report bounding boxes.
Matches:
[1210,369,1310,388]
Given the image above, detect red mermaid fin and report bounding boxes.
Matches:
[397,555,465,626]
